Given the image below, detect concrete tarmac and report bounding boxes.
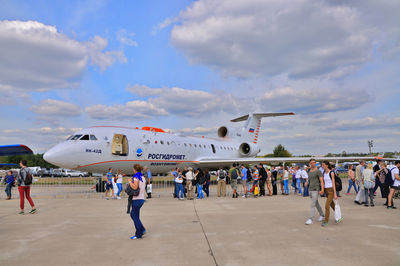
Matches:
[0,193,399,266]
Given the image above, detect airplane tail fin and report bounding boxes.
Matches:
[231,112,294,144]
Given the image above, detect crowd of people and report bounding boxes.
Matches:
[2,158,400,237]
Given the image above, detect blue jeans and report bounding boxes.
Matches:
[5,183,12,197]
[116,183,123,196]
[197,184,204,199]
[296,179,302,194]
[302,179,309,196]
[346,179,358,194]
[130,199,145,238]
[283,179,289,194]
[176,183,184,198]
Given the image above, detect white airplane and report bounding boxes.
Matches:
[43,113,389,174]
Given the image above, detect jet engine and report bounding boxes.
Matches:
[239,142,260,157]
[218,126,229,138]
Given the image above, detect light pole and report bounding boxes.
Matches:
[367,140,373,154]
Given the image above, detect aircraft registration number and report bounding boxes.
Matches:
[85,149,102,154]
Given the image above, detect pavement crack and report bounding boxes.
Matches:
[192,200,218,266]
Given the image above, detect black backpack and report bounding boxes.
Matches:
[329,171,342,191]
[384,168,395,186]
[218,170,226,179]
[246,168,252,181]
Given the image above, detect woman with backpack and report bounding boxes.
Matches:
[321,161,342,227]
[376,162,390,205]
[128,164,146,239]
[18,160,36,214]
[362,162,375,207]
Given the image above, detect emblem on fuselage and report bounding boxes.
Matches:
[136,148,143,158]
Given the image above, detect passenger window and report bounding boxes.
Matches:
[167,141,170,145]
[194,144,197,148]
[90,135,97,140]
[160,140,164,145]
[184,143,187,147]
[80,135,90,140]
[71,135,82,140]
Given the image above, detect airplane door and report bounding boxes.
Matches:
[112,134,129,156]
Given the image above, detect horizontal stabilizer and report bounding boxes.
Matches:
[231,112,295,122]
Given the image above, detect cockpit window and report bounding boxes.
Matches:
[90,135,97,140]
[80,135,90,140]
[66,135,73,140]
[71,135,82,140]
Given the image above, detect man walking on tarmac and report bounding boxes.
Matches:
[305,159,325,225]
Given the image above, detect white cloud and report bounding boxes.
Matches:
[0,20,126,92]
[30,99,82,117]
[85,100,168,120]
[169,0,399,79]
[127,84,163,97]
[152,16,179,35]
[260,87,371,114]
[127,84,241,117]
[329,116,400,131]
[116,29,138,47]
[0,84,30,105]
[0,127,82,153]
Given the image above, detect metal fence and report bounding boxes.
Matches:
[1,174,396,200]
[0,175,250,199]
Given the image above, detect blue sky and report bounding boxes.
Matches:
[0,0,399,155]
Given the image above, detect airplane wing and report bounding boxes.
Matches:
[198,156,396,166]
[0,144,33,156]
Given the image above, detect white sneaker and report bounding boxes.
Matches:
[305,219,313,225]
[318,216,325,222]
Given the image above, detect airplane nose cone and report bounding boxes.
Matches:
[44,144,67,167]
[43,148,57,165]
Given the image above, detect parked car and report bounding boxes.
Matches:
[28,166,42,176]
[63,169,87,177]
[52,169,64,177]
[38,168,54,177]
[336,167,347,173]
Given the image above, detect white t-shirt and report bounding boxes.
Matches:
[117,174,123,184]
[323,171,333,188]
[283,170,288,180]
[295,170,301,179]
[185,171,194,180]
[391,167,400,187]
[300,169,308,180]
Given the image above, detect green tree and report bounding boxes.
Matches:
[272,144,292,157]
[4,154,56,168]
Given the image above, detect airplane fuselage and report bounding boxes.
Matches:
[44,126,252,174]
